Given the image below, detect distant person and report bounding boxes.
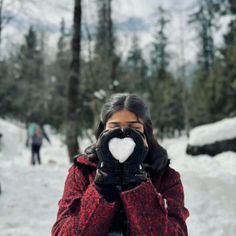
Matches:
[26,122,50,165]
[52,93,189,235]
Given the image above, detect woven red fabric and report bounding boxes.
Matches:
[52,155,189,236]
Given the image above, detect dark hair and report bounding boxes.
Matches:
[85,93,169,175]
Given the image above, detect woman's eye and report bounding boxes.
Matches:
[109,124,120,128]
[130,125,142,131]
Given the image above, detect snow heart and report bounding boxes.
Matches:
[108,137,136,163]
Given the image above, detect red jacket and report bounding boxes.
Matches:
[52,155,189,236]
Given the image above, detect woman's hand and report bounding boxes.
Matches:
[121,127,149,187]
[94,128,124,185]
[94,127,149,189]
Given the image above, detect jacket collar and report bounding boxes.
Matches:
[74,154,97,168]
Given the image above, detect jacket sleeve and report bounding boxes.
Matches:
[51,165,118,236]
[120,168,189,236]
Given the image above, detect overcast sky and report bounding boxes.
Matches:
[2,0,229,70]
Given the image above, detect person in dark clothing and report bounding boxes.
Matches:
[52,93,189,236]
[26,123,50,165]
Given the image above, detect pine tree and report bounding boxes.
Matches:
[188,0,220,125]
[218,0,236,117]
[57,18,67,62]
[94,0,119,92]
[122,35,147,93]
[149,6,184,137]
[189,0,217,76]
[47,18,70,130]
[151,6,170,81]
[15,26,46,122]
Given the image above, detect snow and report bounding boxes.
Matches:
[188,117,236,146]
[109,137,136,163]
[113,80,120,86]
[0,119,70,236]
[163,137,236,236]
[94,90,106,100]
[0,118,236,236]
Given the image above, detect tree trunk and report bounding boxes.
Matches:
[66,0,81,162]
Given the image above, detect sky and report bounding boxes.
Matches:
[1,0,230,71]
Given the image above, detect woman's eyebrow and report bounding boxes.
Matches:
[108,121,143,124]
[127,121,143,124]
[107,121,119,125]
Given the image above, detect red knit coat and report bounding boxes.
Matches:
[52,155,189,236]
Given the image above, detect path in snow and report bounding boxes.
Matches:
[0,120,69,236]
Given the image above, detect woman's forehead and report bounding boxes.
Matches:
[107,110,143,124]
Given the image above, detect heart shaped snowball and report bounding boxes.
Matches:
[108,137,136,163]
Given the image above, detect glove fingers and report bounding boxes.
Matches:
[97,127,124,145]
[95,169,121,185]
[108,127,124,138]
[122,127,145,145]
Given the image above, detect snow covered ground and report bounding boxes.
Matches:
[164,137,236,236]
[0,118,236,236]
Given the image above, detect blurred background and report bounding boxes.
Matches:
[0,0,236,235]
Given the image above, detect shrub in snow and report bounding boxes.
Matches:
[186,117,236,156]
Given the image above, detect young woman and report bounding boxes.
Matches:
[52,93,189,236]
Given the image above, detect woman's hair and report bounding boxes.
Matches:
[85,93,169,175]
[95,93,150,139]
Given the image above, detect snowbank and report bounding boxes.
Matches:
[0,119,25,158]
[188,117,236,146]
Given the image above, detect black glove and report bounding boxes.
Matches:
[122,127,149,187]
[94,184,121,203]
[94,128,124,185]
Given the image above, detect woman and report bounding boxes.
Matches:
[52,93,189,236]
